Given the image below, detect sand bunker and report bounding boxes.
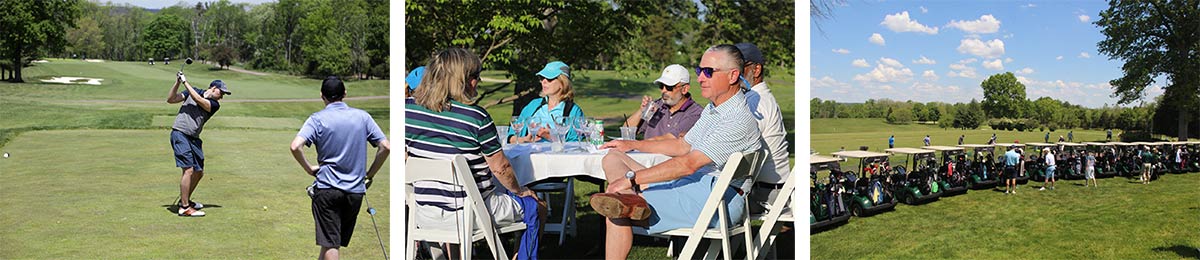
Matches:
[84,59,104,63]
[41,77,103,85]
[32,60,49,63]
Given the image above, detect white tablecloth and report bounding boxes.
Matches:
[503,142,671,186]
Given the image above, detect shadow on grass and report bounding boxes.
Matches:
[1152,245,1199,259]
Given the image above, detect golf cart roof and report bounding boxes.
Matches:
[1082,142,1112,146]
[831,150,891,159]
[885,147,935,155]
[1058,142,1085,147]
[994,143,1025,148]
[1025,142,1056,147]
[1130,142,1152,145]
[922,145,964,151]
[957,144,993,148]
[811,155,841,165]
[1166,141,1189,145]
[1110,142,1135,146]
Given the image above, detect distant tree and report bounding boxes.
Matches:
[0,0,83,82]
[143,14,190,62]
[66,16,105,59]
[887,105,915,124]
[1097,0,1200,140]
[980,72,1027,119]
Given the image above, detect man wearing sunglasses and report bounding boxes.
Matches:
[623,64,702,140]
[736,42,793,216]
[592,44,763,260]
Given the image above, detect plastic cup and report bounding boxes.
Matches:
[620,126,637,140]
[497,126,510,146]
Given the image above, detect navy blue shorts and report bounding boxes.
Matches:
[170,130,204,171]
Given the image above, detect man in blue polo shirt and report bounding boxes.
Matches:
[167,72,230,217]
[590,44,763,259]
[289,76,390,259]
[1004,146,1021,194]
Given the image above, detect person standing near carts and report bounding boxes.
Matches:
[1040,148,1057,191]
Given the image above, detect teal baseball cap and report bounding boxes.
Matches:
[535,61,571,80]
[405,66,426,91]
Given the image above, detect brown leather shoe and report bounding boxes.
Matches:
[589,193,652,220]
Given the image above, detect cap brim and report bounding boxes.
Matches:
[536,69,561,79]
[653,76,682,86]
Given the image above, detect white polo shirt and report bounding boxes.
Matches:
[745,82,791,184]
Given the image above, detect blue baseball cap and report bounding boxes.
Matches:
[405,66,426,91]
[210,80,231,95]
[535,61,571,80]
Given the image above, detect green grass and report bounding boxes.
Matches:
[0,60,390,258]
[810,118,1199,259]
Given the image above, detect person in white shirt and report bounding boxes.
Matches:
[1040,148,1056,190]
[735,42,791,215]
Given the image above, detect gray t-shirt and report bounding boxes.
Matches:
[171,88,220,138]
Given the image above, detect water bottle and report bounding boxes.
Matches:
[593,119,604,147]
[640,99,660,121]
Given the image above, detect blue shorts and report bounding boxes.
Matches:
[642,172,745,234]
[170,130,205,171]
[1044,165,1056,179]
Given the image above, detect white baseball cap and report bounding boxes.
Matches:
[653,64,689,86]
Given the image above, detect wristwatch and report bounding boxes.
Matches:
[626,170,642,193]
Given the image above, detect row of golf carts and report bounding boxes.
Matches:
[810,141,1200,233]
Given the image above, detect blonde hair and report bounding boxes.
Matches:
[553,74,574,101]
[414,48,482,112]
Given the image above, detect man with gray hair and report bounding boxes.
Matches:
[590,44,763,259]
[735,42,792,215]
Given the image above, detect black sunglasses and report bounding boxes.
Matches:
[695,66,724,78]
[541,76,557,82]
[657,83,676,91]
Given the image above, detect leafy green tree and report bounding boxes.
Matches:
[143,14,190,62]
[66,16,105,59]
[980,72,1027,119]
[1097,0,1200,140]
[886,105,915,124]
[0,0,83,82]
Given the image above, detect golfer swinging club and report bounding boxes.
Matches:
[167,71,230,217]
[290,76,390,259]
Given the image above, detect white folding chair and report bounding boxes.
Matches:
[751,164,799,260]
[633,149,767,260]
[405,155,527,260]
[529,177,577,246]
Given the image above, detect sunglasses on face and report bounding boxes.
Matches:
[541,76,557,82]
[657,83,677,91]
[695,67,716,78]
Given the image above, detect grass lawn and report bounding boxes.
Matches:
[810,118,1200,258]
[0,60,390,258]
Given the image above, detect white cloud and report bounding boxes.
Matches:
[922,70,939,81]
[1056,55,1064,60]
[853,59,914,83]
[948,59,979,78]
[1017,67,1035,74]
[881,11,939,34]
[1078,14,1091,23]
[1003,33,1014,39]
[946,14,1002,34]
[832,48,850,54]
[869,33,886,46]
[913,55,937,65]
[812,76,851,89]
[1004,57,1014,63]
[1079,52,1091,58]
[957,38,1006,58]
[879,57,903,68]
[1022,3,1037,8]
[982,59,1004,70]
[958,58,979,64]
[920,6,928,13]
[852,59,870,68]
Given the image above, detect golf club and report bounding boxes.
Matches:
[179,57,193,73]
[363,195,389,260]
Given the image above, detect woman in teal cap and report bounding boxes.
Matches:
[508,61,586,144]
[405,66,425,98]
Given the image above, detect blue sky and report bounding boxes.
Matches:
[810,1,1164,108]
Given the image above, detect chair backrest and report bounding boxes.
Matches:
[677,149,767,259]
[405,155,507,259]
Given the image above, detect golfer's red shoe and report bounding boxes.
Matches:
[589,193,651,220]
[178,206,206,217]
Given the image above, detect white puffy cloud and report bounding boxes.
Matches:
[812,76,850,89]
[881,11,939,34]
[922,70,939,81]
[920,6,928,13]
[1004,57,1014,63]
[946,14,1001,34]
[957,38,1006,58]
[982,59,1004,70]
[869,33,886,46]
[853,59,914,83]
[879,57,904,68]
[1079,52,1091,58]
[832,48,850,54]
[1016,67,1035,74]
[1022,3,1037,8]
[913,55,937,65]
[1078,14,1091,23]
[958,58,979,64]
[852,59,870,68]
[947,60,978,78]
[1056,55,1064,60]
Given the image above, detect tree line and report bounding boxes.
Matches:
[405,0,794,113]
[1,0,388,83]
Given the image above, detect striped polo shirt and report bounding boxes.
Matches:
[406,97,502,211]
[683,91,763,178]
